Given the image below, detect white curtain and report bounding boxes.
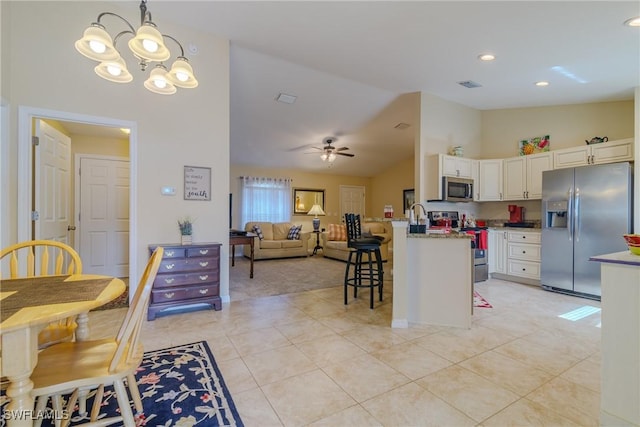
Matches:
[238,177,292,227]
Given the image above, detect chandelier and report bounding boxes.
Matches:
[74,0,198,95]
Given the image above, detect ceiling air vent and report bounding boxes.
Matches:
[457,80,482,89]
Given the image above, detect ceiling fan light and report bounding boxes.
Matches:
[167,57,198,88]
[94,57,133,83]
[144,65,176,94]
[75,24,119,61]
[128,23,170,62]
[328,153,336,162]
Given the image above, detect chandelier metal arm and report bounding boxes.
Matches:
[161,34,186,58]
[95,12,137,34]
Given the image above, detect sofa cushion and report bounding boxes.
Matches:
[273,222,293,240]
[287,224,302,240]
[328,224,347,241]
[281,239,303,248]
[325,240,348,250]
[252,224,264,240]
[260,240,282,249]
[245,222,274,240]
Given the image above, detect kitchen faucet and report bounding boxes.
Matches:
[409,203,427,224]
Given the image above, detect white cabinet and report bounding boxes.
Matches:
[471,160,480,201]
[553,138,634,169]
[503,152,552,200]
[488,229,507,275]
[478,159,503,201]
[442,155,472,178]
[506,230,541,280]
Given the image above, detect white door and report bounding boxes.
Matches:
[79,156,130,277]
[339,185,365,221]
[34,120,71,245]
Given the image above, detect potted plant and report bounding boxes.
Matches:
[178,217,193,245]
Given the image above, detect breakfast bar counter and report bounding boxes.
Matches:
[391,221,474,329]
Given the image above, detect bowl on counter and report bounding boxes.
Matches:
[623,234,640,255]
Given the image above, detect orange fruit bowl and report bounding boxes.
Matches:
[623,234,640,245]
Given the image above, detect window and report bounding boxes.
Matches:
[238,177,292,227]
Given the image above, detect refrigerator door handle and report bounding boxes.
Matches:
[567,186,573,241]
[575,187,581,242]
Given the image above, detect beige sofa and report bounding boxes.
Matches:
[243,221,310,260]
[320,221,391,262]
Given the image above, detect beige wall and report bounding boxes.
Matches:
[2,2,230,295]
[370,157,414,218]
[230,164,371,230]
[481,100,634,158]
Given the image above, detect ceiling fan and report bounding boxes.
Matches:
[311,137,355,162]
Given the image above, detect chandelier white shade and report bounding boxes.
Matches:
[75,1,198,95]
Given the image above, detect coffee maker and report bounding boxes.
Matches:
[508,205,525,224]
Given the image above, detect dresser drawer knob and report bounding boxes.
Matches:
[164,278,175,284]
[199,275,209,281]
[199,249,209,255]
[166,250,175,257]
[199,261,209,267]
[199,289,209,295]
[522,250,526,254]
[165,263,175,270]
[164,292,175,299]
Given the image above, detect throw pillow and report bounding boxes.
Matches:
[252,224,264,240]
[328,224,347,241]
[287,224,302,240]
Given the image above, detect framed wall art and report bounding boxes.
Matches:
[403,189,415,212]
[293,188,324,215]
[184,166,211,201]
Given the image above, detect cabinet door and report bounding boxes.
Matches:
[526,152,552,199]
[456,158,472,178]
[442,155,472,178]
[478,159,503,201]
[471,160,480,201]
[591,138,634,164]
[553,146,589,169]
[495,230,507,274]
[503,157,526,200]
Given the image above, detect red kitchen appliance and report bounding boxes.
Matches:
[508,205,525,224]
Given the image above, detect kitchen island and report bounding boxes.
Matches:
[391,221,474,329]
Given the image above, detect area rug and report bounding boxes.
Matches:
[474,291,493,308]
[0,341,243,427]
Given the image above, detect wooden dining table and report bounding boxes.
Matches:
[0,274,125,427]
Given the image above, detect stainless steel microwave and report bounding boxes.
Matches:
[443,176,474,202]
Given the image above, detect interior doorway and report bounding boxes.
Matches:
[17,106,138,289]
[339,185,366,220]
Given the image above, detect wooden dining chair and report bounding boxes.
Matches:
[31,246,164,427]
[0,240,84,348]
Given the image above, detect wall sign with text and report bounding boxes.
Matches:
[184,166,211,201]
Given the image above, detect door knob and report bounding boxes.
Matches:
[67,225,76,231]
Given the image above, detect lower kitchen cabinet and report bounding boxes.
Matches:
[488,229,507,274]
[147,242,222,320]
[506,230,541,280]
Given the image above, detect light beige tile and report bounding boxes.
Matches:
[371,341,452,380]
[483,398,583,426]
[261,369,356,426]
[459,350,555,396]
[307,404,382,426]
[362,382,476,426]
[232,387,283,427]
[494,336,583,375]
[227,327,290,356]
[560,359,600,393]
[322,353,410,402]
[274,318,337,344]
[296,334,367,367]
[527,377,600,426]
[416,364,520,422]
[412,329,497,363]
[341,324,407,352]
[215,356,259,395]
[242,344,317,386]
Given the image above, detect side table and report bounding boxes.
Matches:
[311,230,323,255]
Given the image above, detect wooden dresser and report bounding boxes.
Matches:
[147,242,222,320]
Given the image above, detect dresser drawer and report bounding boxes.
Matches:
[159,257,219,273]
[151,284,220,304]
[153,272,218,288]
[186,246,219,258]
[508,243,541,262]
[161,248,186,259]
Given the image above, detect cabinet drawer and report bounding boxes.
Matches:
[186,246,220,258]
[508,243,541,262]
[161,248,186,259]
[507,231,541,244]
[159,257,219,273]
[153,272,218,288]
[151,284,220,304]
[507,259,540,280]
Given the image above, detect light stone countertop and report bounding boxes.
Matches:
[590,251,640,267]
[407,231,473,239]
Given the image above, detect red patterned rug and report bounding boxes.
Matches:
[474,291,492,308]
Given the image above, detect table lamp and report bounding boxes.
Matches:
[307,204,326,232]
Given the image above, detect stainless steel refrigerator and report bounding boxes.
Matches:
[541,162,633,299]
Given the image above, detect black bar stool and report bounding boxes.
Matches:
[343,213,384,309]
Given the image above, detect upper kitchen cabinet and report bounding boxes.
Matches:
[441,154,473,178]
[503,152,553,200]
[478,159,503,201]
[553,138,634,169]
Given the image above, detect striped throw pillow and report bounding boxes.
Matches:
[328,224,347,241]
[287,224,302,240]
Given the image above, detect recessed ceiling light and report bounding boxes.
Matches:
[624,16,640,27]
[535,81,550,87]
[478,53,495,61]
[276,93,297,104]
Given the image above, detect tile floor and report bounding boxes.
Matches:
[89,276,602,426]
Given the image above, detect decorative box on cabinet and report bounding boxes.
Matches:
[147,242,222,320]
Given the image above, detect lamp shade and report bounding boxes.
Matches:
[94,57,133,83]
[167,57,198,88]
[143,65,176,95]
[128,23,170,62]
[307,204,325,217]
[75,24,119,61]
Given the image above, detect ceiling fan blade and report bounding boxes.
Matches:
[336,147,349,151]
[336,152,355,157]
